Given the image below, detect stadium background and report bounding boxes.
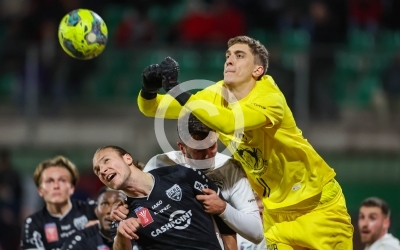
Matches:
[0,0,399,249]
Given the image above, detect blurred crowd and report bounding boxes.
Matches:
[0,0,399,120]
[101,0,400,46]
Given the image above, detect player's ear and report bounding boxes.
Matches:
[37,187,44,197]
[177,142,186,155]
[94,206,99,218]
[383,216,390,230]
[69,185,75,196]
[252,65,264,79]
[123,153,133,165]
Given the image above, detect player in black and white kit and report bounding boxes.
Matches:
[21,156,98,250]
[93,145,234,250]
[144,113,264,245]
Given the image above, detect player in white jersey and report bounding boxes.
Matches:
[144,113,264,244]
[237,192,267,250]
[359,197,400,250]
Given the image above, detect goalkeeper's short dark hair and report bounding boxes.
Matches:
[228,35,269,80]
[360,197,391,218]
[177,113,215,144]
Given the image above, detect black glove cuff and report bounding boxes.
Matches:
[140,88,157,100]
[176,91,191,106]
[169,85,191,106]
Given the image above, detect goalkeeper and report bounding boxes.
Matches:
[137,36,354,249]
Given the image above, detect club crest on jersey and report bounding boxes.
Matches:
[44,223,59,242]
[194,181,208,192]
[166,184,182,201]
[97,244,110,250]
[73,215,88,230]
[134,207,154,227]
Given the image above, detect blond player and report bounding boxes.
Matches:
[136,36,354,249]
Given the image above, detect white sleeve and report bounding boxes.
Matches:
[143,153,179,172]
[218,176,264,244]
[143,155,159,172]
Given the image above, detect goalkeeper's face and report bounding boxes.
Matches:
[224,43,263,87]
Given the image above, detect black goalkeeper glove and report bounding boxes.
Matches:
[141,64,162,99]
[160,57,192,106]
[160,56,180,92]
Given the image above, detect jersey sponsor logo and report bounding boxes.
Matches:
[151,210,192,237]
[251,103,266,109]
[134,207,154,227]
[154,204,171,215]
[152,200,163,210]
[60,229,76,238]
[73,215,88,230]
[44,223,59,243]
[97,244,110,250]
[248,198,255,203]
[194,181,208,192]
[166,184,182,201]
[61,224,71,231]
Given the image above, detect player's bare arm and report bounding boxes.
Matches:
[85,219,100,228]
[113,232,133,250]
[221,234,238,250]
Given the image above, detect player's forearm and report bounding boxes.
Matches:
[137,91,183,119]
[219,203,264,244]
[221,234,237,250]
[185,96,267,134]
[113,234,133,250]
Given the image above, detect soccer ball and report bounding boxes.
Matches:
[58,9,108,60]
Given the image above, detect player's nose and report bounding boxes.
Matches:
[100,166,109,177]
[359,220,368,227]
[225,55,234,66]
[53,181,60,188]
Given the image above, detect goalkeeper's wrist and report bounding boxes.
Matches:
[168,85,191,106]
[140,88,157,100]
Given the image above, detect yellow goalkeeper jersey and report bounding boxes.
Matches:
[138,75,336,210]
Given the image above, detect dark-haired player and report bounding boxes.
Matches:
[137,35,354,249]
[61,187,141,250]
[143,113,263,244]
[358,197,400,250]
[21,156,98,250]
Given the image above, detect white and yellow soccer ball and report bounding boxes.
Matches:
[58,9,108,60]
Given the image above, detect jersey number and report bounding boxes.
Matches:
[256,177,270,197]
